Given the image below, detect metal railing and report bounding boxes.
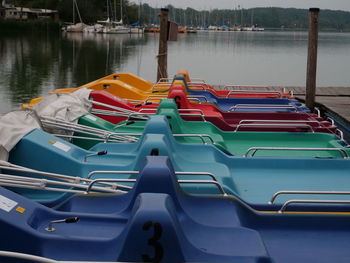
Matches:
[226,90,282,98]
[0,161,130,192]
[238,119,321,126]
[41,117,138,143]
[0,250,125,263]
[173,134,215,145]
[86,178,226,195]
[234,123,314,132]
[244,147,349,158]
[278,199,350,213]
[269,190,350,205]
[229,104,298,112]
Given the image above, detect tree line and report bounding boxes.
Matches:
[4,0,350,30]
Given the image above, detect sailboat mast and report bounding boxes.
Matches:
[120,0,123,23]
[107,0,110,20]
[138,0,141,22]
[74,0,83,23]
[72,0,75,24]
[114,0,116,21]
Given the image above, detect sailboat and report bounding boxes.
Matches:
[104,0,130,34]
[129,1,145,34]
[63,0,87,32]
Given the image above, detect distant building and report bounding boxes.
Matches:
[0,1,58,20]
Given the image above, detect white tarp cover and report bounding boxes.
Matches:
[0,111,42,161]
[33,88,92,122]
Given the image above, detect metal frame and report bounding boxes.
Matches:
[278,199,350,213]
[226,90,282,98]
[177,180,227,195]
[238,119,321,126]
[186,95,208,102]
[0,162,130,192]
[229,104,298,112]
[336,129,345,140]
[269,190,350,204]
[87,170,139,180]
[41,117,138,143]
[137,108,207,121]
[314,107,321,117]
[224,85,273,90]
[234,123,314,132]
[91,109,149,120]
[89,100,135,114]
[173,134,215,144]
[145,95,168,103]
[86,178,226,195]
[0,173,125,195]
[175,171,218,182]
[244,147,349,158]
[0,250,124,263]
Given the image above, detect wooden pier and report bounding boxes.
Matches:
[214,85,350,125]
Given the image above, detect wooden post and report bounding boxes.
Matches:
[305,8,320,111]
[157,8,169,82]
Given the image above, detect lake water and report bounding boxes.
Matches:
[1,30,350,113]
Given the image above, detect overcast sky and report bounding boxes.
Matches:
[136,0,350,11]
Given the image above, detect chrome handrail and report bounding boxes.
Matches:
[86,178,136,193]
[0,162,128,190]
[52,134,138,143]
[0,251,58,263]
[314,107,321,117]
[238,119,321,127]
[173,134,215,144]
[186,95,208,102]
[123,98,145,103]
[86,178,226,195]
[178,180,227,195]
[175,172,218,182]
[269,190,350,204]
[87,170,139,179]
[223,85,273,90]
[336,129,345,140]
[244,147,349,158]
[92,109,149,120]
[226,91,282,98]
[228,104,298,112]
[278,199,350,213]
[138,108,157,113]
[89,100,135,114]
[0,173,125,194]
[0,250,126,263]
[187,97,202,103]
[234,123,314,132]
[229,104,298,112]
[87,170,218,181]
[326,116,335,125]
[41,117,138,142]
[145,95,168,103]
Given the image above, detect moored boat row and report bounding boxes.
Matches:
[1,71,350,262]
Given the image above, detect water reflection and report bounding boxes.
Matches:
[0,32,146,112]
[0,31,349,113]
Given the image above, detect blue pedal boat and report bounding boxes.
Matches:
[2,156,350,263]
[5,116,350,211]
